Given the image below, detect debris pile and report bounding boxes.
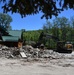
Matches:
[0,45,74,59]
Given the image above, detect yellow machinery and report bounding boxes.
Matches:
[57,41,73,53]
[65,42,73,50]
[36,32,73,53]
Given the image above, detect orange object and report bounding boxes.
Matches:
[18,42,22,48]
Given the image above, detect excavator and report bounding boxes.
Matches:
[35,32,73,53]
[56,41,73,53]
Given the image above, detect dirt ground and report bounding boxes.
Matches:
[0,57,74,75]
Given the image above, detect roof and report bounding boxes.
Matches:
[2,36,19,42]
[8,30,22,39]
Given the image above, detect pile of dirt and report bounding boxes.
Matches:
[0,45,74,60]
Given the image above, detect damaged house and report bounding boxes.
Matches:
[0,28,23,47]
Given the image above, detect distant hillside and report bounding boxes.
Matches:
[23,30,43,43]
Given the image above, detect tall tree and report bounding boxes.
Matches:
[59,17,69,41]
[52,18,60,39]
[0,0,74,19]
[70,16,74,28]
[0,13,12,35]
[0,13,12,30]
[43,20,52,33]
[42,20,53,47]
[70,16,74,42]
[53,17,69,41]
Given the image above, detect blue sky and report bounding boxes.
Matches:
[9,9,74,31]
[0,4,74,31]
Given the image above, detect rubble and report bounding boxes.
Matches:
[0,44,73,60]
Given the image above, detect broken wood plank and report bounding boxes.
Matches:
[20,52,27,58]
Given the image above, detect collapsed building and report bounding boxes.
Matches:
[0,29,23,47]
[0,28,73,59]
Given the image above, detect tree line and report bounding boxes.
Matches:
[0,13,74,48]
[24,17,74,48]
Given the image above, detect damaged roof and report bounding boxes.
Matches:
[2,36,19,42]
[8,30,22,39]
[2,30,23,42]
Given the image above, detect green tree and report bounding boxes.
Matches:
[43,20,52,33]
[0,0,74,19]
[52,18,60,39]
[23,30,41,44]
[42,20,52,47]
[0,13,12,31]
[58,17,69,41]
[52,17,69,41]
[70,16,74,42]
[7,24,12,30]
[66,26,72,42]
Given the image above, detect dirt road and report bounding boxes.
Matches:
[0,58,74,75]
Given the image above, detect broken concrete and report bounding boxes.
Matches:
[0,45,74,75]
[0,44,73,60]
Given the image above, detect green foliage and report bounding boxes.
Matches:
[22,16,74,49]
[1,0,74,19]
[43,20,52,33]
[52,17,69,41]
[42,17,74,48]
[23,30,42,43]
[0,13,12,31]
